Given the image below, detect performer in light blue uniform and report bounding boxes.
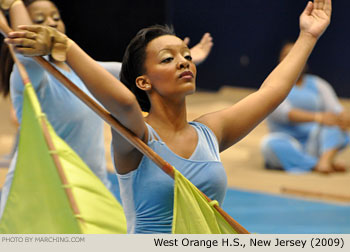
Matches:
[0,55,121,218]
[8,0,333,233]
[0,0,120,218]
[261,43,350,173]
[0,0,214,220]
[118,122,227,233]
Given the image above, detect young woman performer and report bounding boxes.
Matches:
[261,42,349,174]
[5,0,332,233]
[0,0,213,218]
[0,0,111,219]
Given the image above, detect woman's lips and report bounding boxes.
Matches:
[179,71,194,79]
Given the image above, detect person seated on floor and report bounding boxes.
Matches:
[261,42,350,174]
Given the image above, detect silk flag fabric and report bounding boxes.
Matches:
[172,169,238,234]
[0,84,126,234]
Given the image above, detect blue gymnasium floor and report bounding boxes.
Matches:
[108,173,350,234]
[0,172,349,234]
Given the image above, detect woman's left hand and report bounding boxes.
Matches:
[299,0,332,39]
[185,33,213,65]
[5,25,69,61]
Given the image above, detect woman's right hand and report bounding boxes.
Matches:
[5,25,70,61]
[299,0,332,40]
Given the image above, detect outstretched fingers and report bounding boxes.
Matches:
[313,0,322,9]
[5,37,36,48]
[6,29,38,49]
[323,0,332,17]
[303,1,314,16]
[8,30,37,40]
[17,24,44,33]
[189,32,214,65]
[313,0,332,17]
[183,37,190,45]
[200,32,213,47]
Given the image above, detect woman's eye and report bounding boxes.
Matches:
[34,19,44,24]
[53,15,61,21]
[185,55,192,61]
[161,57,173,63]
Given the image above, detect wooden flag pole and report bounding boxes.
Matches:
[0,14,249,234]
[2,12,85,226]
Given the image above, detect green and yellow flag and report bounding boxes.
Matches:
[0,84,126,234]
[172,169,238,234]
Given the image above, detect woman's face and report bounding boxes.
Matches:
[27,0,65,33]
[142,35,197,99]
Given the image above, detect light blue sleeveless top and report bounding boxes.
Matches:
[10,55,110,188]
[117,121,227,233]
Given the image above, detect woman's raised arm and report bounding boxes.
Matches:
[5,25,148,173]
[197,0,332,151]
